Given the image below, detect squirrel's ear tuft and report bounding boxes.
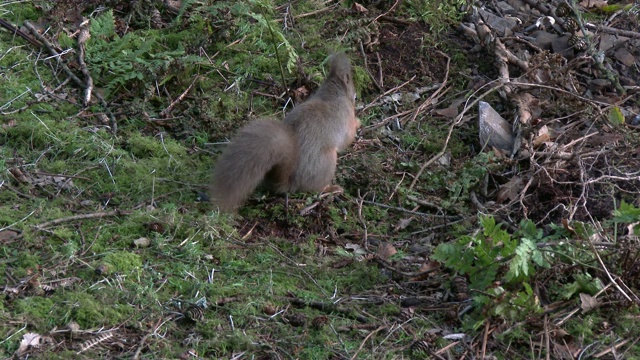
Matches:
[328,52,353,89]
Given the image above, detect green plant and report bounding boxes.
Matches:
[85,10,201,99]
[442,152,501,209]
[402,0,468,34]
[614,200,640,228]
[432,216,550,326]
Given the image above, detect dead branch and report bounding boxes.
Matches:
[23,21,118,133]
[0,18,43,48]
[406,51,451,124]
[32,210,131,231]
[159,75,200,118]
[76,19,93,106]
[585,23,640,39]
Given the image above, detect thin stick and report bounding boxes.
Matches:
[349,325,386,360]
[33,210,130,231]
[23,21,118,133]
[77,19,93,106]
[159,76,199,118]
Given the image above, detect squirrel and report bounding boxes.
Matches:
[211,52,360,212]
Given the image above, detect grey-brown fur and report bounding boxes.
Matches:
[211,53,358,212]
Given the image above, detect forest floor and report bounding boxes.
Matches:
[1,0,640,359]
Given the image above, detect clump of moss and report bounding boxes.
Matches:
[14,297,56,329]
[13,253,41,278]
[57,291,135,328]
[103,251,143,272]
[126,133,187,159]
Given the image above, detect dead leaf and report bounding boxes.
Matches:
[180,348,199,360]
[579,0,607,8]
[377,242,397,260]
[433,106,459,118]
[16,333,52,355]
[345,243,366,256]
[31,171,74,189]
[496,176,524,203]
[394,217,414,231]
[331,259,354,269]
[2,119,17,129]
[419,261,439,273]
[550,328,571,340]
[9,167,28,183]
[352,2,368,13]
[409,261,440,281]
[561,219,577,236]
[291,85,310,103]
[0,230,19,242]
[579,293,600,312]
[532,125,552,147]
[551,339,581,359]
[67,321,81,332]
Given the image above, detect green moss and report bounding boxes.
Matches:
[353,65,372,97]
[126,133,187,159]
[54,291,135,328]
[14,252,41,277]
[103,251,143,272]
[14,297,56,329]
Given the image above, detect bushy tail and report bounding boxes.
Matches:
[211,119,298,212]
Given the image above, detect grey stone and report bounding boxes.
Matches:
[615,48,636,67]
[532,31,557,50]
[478,8,519,36]
[479,101,515,151]
[599,34,629,52]
[495,1,517,14]
[551,34,574,58]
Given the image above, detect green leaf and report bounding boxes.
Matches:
[90,9,116,40]
[519,219,542,240]
[614,201,640,223]
[608,106,624,126]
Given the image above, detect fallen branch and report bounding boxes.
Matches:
[282,297,369,323]
[23,21,118,133]
[32,210,131,231]
[159,75,200,118]
[76,19,93,106]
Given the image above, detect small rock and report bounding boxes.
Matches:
[437,152,452,166]
[478,9,519,36]
[479,101,514,152]
[551,34,574,58]
[506,0,529,12]
[614,48,636,67]
[133,237,151,248]
[588,78,611,91]
[532,31,557,50]
[495,1,517,14]
[599,34,629,52]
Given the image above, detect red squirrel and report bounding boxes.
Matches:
[211,53,359,212]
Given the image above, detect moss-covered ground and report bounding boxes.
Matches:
[2,0,640,359]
